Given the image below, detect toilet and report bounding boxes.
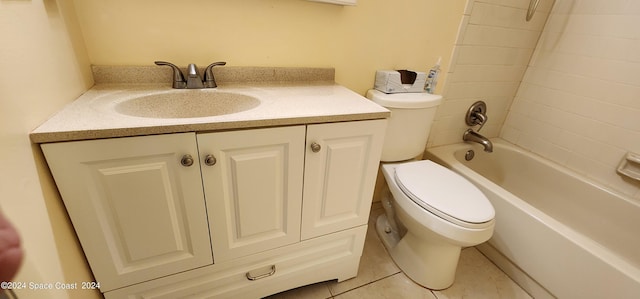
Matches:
[366,89,495,290]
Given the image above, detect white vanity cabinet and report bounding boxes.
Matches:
[41,133,214,292]
[42,119,386,298]
[198,126,306,262]
[302,120,387,239]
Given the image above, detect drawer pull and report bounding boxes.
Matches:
[246,265,276,281]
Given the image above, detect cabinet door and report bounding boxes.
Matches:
[302,119,387,239]
[41,133,213,292]
[198,126,305,262]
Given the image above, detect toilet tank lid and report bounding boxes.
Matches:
[366,89,443,109]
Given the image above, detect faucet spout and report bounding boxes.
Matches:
[463,129,493,153]
[186,64,204,89]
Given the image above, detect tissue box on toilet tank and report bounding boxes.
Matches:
[374,70,426,93]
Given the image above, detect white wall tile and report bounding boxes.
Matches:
[449,65,528,82]
[476,0,555,12]
[445,82,520,99]
[501,0,640,198]
[462,24,541,48]
[434,0,639,198]
[464,0,475,15]
[476,0,530,9]
[455,46,533,66]
[432,0,548,145]
[470,2,549,30]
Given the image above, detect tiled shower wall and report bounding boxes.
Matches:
[502,0,640,199]
[429,0,639,199]
[428,0,553,146]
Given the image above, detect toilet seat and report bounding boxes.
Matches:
[394,160,494,229]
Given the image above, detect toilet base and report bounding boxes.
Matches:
[375,213,401,251]
[376,214,461,290]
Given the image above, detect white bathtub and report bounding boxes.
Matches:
[426,139,640,299]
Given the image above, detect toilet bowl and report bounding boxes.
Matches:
[376,161,494,289]
[366,89,495,290]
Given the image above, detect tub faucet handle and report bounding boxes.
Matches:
[466,101,488,131]
[473,111,488,131]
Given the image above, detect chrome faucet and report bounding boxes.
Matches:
[463,100,493,152]
[463,129,493,153]
[186,64,204,89]
[154,61,226,89]
[203,62,227,88]
[154,61,186,89]
[466,101,488,131]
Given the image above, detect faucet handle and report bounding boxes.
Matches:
[473,112,488,131]
[155,61,186,89]
[465,100,488,131]
[203,61,227,88]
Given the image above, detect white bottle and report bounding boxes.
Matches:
[424,57,441,94]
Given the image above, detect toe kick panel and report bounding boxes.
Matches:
[104,225,367,299]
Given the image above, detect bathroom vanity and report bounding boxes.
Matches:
[31,67,389,298]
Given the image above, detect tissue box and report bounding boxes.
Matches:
[374,70,426,93]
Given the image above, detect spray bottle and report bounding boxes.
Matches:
[424,57,441,94]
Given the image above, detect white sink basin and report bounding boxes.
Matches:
[115,91,260,118]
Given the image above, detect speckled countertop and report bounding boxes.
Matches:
[30,66,389,143]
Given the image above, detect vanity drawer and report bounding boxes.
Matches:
[104,225,367,299]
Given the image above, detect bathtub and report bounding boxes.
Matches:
[425,139,640,299]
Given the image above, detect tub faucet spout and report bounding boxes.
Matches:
[463,129,493,153]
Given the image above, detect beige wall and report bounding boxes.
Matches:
[0,1,99,298]
[3,1,637,297]
[72,0,466,95]
[1,1,467,297]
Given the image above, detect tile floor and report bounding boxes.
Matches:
[266,204,532,299]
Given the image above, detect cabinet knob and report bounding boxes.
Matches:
[180,154,194,167]
[310,142,321,153]
[204,154,217,166]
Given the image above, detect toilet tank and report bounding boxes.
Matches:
[366,90,442,162]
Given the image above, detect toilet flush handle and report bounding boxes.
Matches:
[310,142,321,153]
